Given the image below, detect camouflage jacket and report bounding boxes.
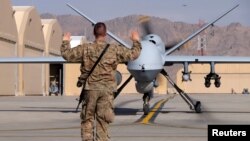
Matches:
[61,40,141,91]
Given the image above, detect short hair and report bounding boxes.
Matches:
[93,22,107,37]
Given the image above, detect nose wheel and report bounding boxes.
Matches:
[143,103,149,115]
[143,92,151,115]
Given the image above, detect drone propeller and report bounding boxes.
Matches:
[138,16,182,51]
[138,16,153,36]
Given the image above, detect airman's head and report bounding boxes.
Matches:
[93,22,107,38]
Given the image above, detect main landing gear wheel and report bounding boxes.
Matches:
[143,93,150,115]
[194,101,202,113]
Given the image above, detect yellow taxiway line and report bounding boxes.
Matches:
[139,94,176,124]
[140,99,166,124]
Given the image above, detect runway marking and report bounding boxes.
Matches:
[138,94,175,124]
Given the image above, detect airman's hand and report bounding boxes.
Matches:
[130,30,140,42]
[63,32,71,41]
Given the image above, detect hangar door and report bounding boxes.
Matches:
[50,64,63,95]
[23,47,43,95]
[0,39,16,95]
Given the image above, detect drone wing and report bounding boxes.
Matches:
[164,55,250,65]
[0,57,67,64]
[164,4,239,56]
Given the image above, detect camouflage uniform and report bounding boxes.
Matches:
[61,40,141,141]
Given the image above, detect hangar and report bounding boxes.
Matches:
[13,6,46,96]
[0,0,18,96]
[0,0,63,96]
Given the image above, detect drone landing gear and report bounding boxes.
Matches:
[161,70,202,113]
[142,92,152,115]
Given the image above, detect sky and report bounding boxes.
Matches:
[11,0,250,26]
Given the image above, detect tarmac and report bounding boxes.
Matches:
[0,93,250,141]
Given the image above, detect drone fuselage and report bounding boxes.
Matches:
[127,34,165,93]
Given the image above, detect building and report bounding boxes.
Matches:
[13,6,46,96]
[0,0,18,96]
[0,0,62,96]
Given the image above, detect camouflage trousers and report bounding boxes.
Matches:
[80,90,115,141]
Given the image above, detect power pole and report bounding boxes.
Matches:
[197,19,207,56]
